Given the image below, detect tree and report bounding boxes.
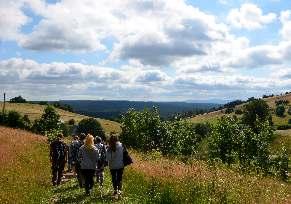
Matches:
[77,118,105,140]
[287,106,291,115]
[10,95,26,103]
[275,105,285,117]
[32,106,61,134]
[242,99,272,132]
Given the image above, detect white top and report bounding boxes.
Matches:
[106,142,124,170]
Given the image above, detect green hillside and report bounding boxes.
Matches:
[0,102,121,134]
[190,93,291,127]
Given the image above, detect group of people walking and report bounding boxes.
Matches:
[49,132,131,197]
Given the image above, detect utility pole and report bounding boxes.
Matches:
[2,92,6,114]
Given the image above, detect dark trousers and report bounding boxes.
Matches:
[81,169,95,194]
[75,163,84,188]
[51,161,65,185]
[110,168,124,192]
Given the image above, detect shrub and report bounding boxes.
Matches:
[275,105,285,117]
[6,111,25,128]
[242,99,272,132]
[121,107,165,151]
[275,100,289,106]
[225,107,234,114]
[68,119,75,125]
[209,116,273,171]
[32,106,61,135]
[234,109,243,115]
[288,119,291,124]
[77,118,105,139]
[194,123,211,139]
[0,112,7,124]
[288,106,291,115]
[161,120,198,156]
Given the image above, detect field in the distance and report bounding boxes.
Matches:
[0,102,121,134]
[190,93,291,126]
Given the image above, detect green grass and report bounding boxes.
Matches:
[0,128,52,203]
[0,102,121,134]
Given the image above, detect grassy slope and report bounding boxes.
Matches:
[0,102,121,134]
[0,126,52,203]
[190,93,291,126]
[0,127,290,203]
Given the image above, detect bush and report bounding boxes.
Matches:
[194,123,211,139]
[32,106,61,135]
[288,107,291,115]
[288,119,291,124]
[77,118,105,139]
[121,108,165,151]
[275,105,285,117]
[242,99,272,132]
[0,112,7,124]
[209,116,273,171]
[234,109,243,115]
[68,119,75,125]
[225,107,234,114]
[6,111,25,128]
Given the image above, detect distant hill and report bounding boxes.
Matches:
[191,93,291,127]
[0,102,121,134]
[59,100,221,120]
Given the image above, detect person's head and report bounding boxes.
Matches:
[84,134,95,150]
[57,133,63,140]
[109,134,118,152]
[95,136,102,144]
[73,135,79,140]
[79,133,86,141]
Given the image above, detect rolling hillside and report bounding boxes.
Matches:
[191,93,291,126]
[0,127,289,203]
[0,102,121,134]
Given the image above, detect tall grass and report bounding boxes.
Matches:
[0,126,52,203]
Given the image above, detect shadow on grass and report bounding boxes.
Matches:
[53,182,79,194]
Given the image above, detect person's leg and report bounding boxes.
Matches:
[51,163,57,186]
[76,163,84,188]
[88,169,95,190]
[57,162,65,185]
[116,168,124,192]
[110,169,118,194]
[82,169,90,195]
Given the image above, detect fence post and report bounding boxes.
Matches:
[2,93,6,114]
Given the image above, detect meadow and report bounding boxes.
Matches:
[0,102,121,134]
[1,126,290,203]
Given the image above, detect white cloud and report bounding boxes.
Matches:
[227,3,276,30]
[280,10,291,40]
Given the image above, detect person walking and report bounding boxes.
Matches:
[106,135,124,197]
[78,134,100,195]
[68,135,80,174]
[94,136,107,187]
[75,133,86,188]
[50,133,68,186]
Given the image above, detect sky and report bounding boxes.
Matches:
[0,0,291,102]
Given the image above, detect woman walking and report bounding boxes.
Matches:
[106,135,124,196]
[78,134,99,195]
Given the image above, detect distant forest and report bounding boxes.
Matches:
[59,100,222,120]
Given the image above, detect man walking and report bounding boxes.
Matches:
[50,133,68,186]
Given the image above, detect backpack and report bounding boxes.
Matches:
[70,140,81,163]
[51,141,67,162]
[95,143,107,167]
[122,145,133,166]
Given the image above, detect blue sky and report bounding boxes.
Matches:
[0,0,291,101]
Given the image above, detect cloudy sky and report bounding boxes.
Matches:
[1,0,291,101]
